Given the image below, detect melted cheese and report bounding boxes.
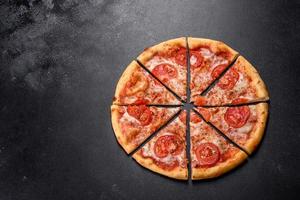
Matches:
[120,111,140,124]
[200,48,214,59]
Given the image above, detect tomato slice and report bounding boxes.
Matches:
[133,98,149,105]
[224,106,250,128]
[211,64,227,79]
[154,135,183,158]
[127,105,153,126]
[175,48,187,66]
[139,108,153,126]
[231,98,249,105]
[197,108,211,122]
[194,96,207,106]
[217,68,239,90]
[190,112,202,123]
[152,63,177,83]
[195,142,220,167]
[190,51,203,69]
[154,160,179,171]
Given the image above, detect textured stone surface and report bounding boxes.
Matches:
[0,0,299,199]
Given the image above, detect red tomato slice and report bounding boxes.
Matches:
[127,105,142,118]
[231,98,249,105]
[195,142,220,167]
[175,48,187,66]
[194,96,207,106]
[139,108,153,126]
[190,51,203,68]
[217,68,239,90]
[154,135,183,158]
[211,64,227,79]
[152,63,177,83]
[154,160,179,171]
[224,106,250,128]
[197,108,211,122]
[127,105,153,126]
[134,98,149,105]
[190,112,202,123]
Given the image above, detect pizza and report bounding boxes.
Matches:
[193,56,269,106]
[189,111,247,180]
[195,102,268,154]
[133,111,187,180]
[188,38,238,98]
[111,105,180,154]
[111,37,269,180]
[113,61,181,105]
[137,38,187,101]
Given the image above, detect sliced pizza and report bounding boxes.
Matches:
[113,60,181,105]
[195,102,268,154]
[193,56,269,106]
[133,111,187,180]
[189,111,247,180]
[137,38,187,101]
[188,38,238,99]
[111,105,180,154]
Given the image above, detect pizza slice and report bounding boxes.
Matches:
[193,56,269,106]
[111,105,180,154]
[133,111,187,180]
[195,102,268,154]
[189,111,247,180]
[188,38,238,98]
[137,38,187,101]
[113,60,181,105]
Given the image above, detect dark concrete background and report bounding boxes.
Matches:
[0,0,299,199]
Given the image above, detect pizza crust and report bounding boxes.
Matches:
[137,37,187,64]
[192,151,247,180]
[113,61,140,105]
[132,151,188,180]
[188,37,238,57]
[243,103,269,154]
[111,105,136,154]
[237,56,269,102]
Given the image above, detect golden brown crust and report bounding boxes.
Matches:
[244,103,269,154]
[132,151,188,180]
[111,105,137,154]
[188,37,238,58]
[113,61,140,105]
[236,56,269,102]
[137,37,186,65]
[192,151,247,180]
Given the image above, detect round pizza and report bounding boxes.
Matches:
[111,37,269,180]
